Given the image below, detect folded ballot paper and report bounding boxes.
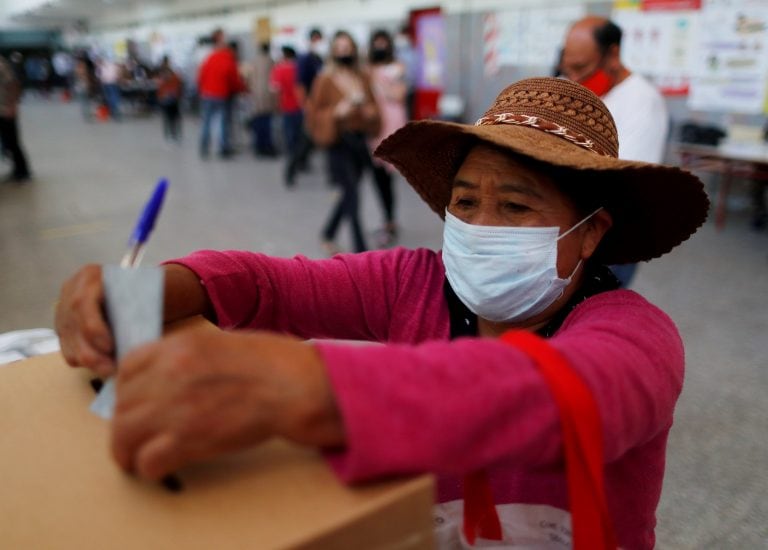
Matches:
[90,265,163,419]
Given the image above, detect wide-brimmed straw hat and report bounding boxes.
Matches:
[374,77,709,264]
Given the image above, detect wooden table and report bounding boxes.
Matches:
[676,142,768,229]
[0,353,434,549]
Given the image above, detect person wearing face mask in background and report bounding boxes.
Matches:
[366,29,407,247]
[270,46,304,176]
[560,16,669,287]
[286,28,328,186]
[55,78,708,549]
[305,30,380,254]
[246,42,278,158]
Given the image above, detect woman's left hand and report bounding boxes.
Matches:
[111,326,344,481]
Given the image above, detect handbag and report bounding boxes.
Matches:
[462,330,618,549]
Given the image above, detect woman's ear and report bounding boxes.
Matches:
[580,208,613,260]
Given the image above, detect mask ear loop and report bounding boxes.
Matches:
[557,207,604,241]
[557,207,604,282]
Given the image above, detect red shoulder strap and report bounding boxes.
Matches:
[462,330,617,549]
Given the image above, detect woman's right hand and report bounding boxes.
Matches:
[55,264,116,377]
[334,98,354,119]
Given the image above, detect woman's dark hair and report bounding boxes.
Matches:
[281,45,296,59]
[593,20,622,56]
[369,29,394,64]
[331,30,359,64]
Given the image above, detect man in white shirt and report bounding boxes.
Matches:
[560,16,669,285]
[97,57,122,121]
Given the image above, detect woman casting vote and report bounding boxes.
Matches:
[56,77,708,549]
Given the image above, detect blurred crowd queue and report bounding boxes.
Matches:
[8,20,764,253]
[44,26,415,252]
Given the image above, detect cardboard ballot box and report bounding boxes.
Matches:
[0,353,435,549]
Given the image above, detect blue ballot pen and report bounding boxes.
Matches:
[120,178,168,268]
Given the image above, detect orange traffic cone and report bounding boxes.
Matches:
[96,104,110,122]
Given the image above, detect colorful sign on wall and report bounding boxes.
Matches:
[641,0,702,10]
[613,6,699,95]
[494,5,586,70]
[416,12,446,90]
[688,3,768,113]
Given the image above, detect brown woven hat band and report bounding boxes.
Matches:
[475,113,613,158]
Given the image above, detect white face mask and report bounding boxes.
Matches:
[311,40,329,58]
[442,208,602,323]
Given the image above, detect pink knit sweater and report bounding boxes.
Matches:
[170,247,684,550]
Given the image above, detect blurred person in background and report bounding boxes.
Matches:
[24,55,51,97]
[0,54,31,183]
[197,29,245,159]
[306,31,380,254]
[52,49,74,99]
[560,16,668,287]
[74,54,98,121]
[289,27,327,184]
[247,42,277,158]
[367,29,407,247]
[225,40,245,154]
[156,56,183,143]
[394,24,418,121]
[9,52,24,86]
[752,180,767,230]
[97,56,123,121]
[270,45,303,186]
[74,52,98,122]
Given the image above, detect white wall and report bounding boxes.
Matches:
[90,0,604,30]
[75,0,608,76]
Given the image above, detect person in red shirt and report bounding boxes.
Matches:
[269,46,303,186]
[197,29,244,158]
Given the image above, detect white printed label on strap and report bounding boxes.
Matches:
[433,500,572,549]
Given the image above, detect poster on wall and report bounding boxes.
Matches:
[688,1,768,114]
[416,12,446,90]
[493,5,586,70]
[642,0,702,9]
[612,4,700,95]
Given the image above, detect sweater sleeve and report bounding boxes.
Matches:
[318,290,684,481]
[165,248,430,341]
[305,73,339,147]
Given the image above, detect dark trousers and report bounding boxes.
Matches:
[250,113,275,155]
[102,83,121,120]
[160,100,181,140]
[293,130,314,169]
[283,111,303,154]
[283,111,306,185]
[371,163,395,224]
[752,181,767,229]
[0,116,30,179]
[322,132,371,252]
[284,112,307,183]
